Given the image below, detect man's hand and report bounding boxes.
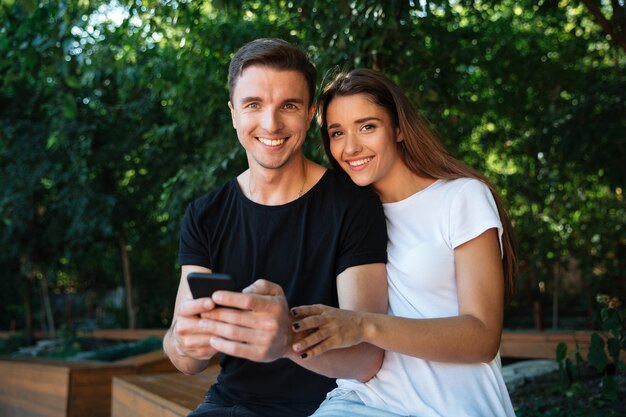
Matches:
[169,297,220,361]
[200,279,293,362]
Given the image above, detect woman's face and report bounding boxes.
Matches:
[326,94,403,189]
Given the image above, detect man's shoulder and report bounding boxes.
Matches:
[318,169,379,200]
[187,178,238,214]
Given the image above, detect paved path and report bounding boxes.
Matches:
[502,359,559,392]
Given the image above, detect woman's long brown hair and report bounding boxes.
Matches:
[317,68,518,300]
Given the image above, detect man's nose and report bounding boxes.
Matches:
[260,109,283,132]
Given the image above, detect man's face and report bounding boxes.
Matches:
[228,65,315,171]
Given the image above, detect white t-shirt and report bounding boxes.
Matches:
[336,178,516,417]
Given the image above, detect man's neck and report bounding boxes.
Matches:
[241,158,310,206]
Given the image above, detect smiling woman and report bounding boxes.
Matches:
[288,68,520,417]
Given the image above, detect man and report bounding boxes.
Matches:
[163,38,388,417]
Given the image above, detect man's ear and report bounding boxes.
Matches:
[228,101,236,128]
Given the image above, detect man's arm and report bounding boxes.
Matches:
[163,265,221,375]
[205,263,388,382]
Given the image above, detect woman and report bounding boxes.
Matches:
[290,69,518,417]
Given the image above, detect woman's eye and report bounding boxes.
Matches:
[361,124,375,132]
[330,131,343,138]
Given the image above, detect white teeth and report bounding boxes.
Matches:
[348,157,372,167]
[258,137,285,146]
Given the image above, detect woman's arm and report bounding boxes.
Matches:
[292,229,504,363]
[285,262,388,381]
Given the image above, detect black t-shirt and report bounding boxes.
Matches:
[178,169,387,416]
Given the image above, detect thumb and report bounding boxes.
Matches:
[243,279,284,296]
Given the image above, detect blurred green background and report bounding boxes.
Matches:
[0,0,624,337]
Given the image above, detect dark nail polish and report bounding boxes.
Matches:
[291,309,299,316]
[293,322,300,330]
[301,353,308,359]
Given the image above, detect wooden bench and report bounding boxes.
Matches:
[111,365,220,417]
[499,330,625,361]
[0,350,176,417]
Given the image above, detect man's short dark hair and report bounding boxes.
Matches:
[228,38,317,105]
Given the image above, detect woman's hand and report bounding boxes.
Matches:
[290,304,369,358]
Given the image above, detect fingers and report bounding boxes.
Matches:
[213,288,287,313]
[209,332,291,363]
[292,332,337,359]
[290,304,326,319]
[241,279,285,296]
[292,327,331,353]
[200,307,282,332]
[178,298,216,317]
[290,304,331,332]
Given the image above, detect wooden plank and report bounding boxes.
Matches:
[1,347,184,417]
[111,368,219,417]
[68,363,137,417]
[116,349,176,374]
[0,360,70,417]
[500,330,625,361]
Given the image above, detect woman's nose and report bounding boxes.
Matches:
[344,133,362,155]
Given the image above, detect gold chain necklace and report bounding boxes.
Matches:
[249,160,307,201]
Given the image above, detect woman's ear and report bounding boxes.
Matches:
[396,127,404,143]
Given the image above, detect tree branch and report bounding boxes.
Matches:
[581,0,626,54]
[610,0,626,32]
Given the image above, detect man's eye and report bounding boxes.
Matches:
[284,103,297,110]
[245,103,259,109]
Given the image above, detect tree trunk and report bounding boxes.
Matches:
[19,255,35,343]
[552,262,560,330]
[23,275,34,344]
[118,230,136,329]
[40,272,55,338]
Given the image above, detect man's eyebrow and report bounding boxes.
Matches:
[283,98,306,105]
[327,116,382,130]
[239,96,262,104]
[238,97,306,105]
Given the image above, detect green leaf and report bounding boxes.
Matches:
[606,337,621,359]
[587,333,608,373]
[17,0,36,15]
[65,76,81,89]
[601,375,618,399]
[62,94,77,118]
[556,342,567,361]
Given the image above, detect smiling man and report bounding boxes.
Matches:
[162,38,389,417]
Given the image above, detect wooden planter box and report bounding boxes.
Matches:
[0,349,175,417]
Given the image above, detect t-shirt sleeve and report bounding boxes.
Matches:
[336,190,388,275]
[449,179,503,256]
[178,201,213,269]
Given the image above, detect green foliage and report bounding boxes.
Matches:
[0,333,29,355]
[75,336,162,362]
[1,0,625,333]
[556,294,625,400]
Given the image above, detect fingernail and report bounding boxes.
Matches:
[293,322,300,330]
[291,309,299,316]
[293,343,301,351]
[300,353,308,359]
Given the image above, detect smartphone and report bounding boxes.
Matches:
[187,272,237,299]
